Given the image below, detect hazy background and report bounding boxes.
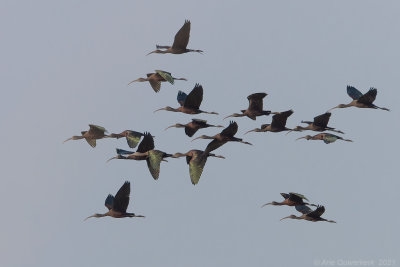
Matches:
[1,1,399,266]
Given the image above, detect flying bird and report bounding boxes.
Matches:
[165,119,223,137]
[106,130,146,148]
[245,109,293,134]
[154,83,218,115]
[287,112,344,134]
[328,86,389,112]
[261,192,317,207]
[63,124,108,148]
[172,150,225,185]
[128,70,187,93]
[280,205,336,223]
[85,181,145,220]
[296,133,353,144]
[192,121,252,153]
[147,20,203,55]
[224,93,273,120]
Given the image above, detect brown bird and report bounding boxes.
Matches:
[172,150,225,185]
[63,124,108,148]
[245,109,294,134]
[287,112,344,134]
[261,192,317,207]
[85,181,144,220]
[224,93,273,120]
[128,70,187,93]
[106,130,145,148]
[192,121,252,153]
[147,20,203,55]
[107,132,155,162]
[296,133,353,144]
[280,205,336,223]
[328,86,389,112]
[165,119,223,137]
[154,83,218,115]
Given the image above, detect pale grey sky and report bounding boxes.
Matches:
[1,1,399,266]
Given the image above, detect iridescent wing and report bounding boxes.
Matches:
[172,20,190,49]
[307,205,325,218]
[136,132,155,153]
[346,86,363,100]
[155,70,174,84]
[357,88,377,105]
[295,205,313,215]
[85,138,96,148]
[185,127,198,137]
[313,113,331,128]
[116,148,134,155]
[177,91,187,106]
[126,131,143,148]
[149,80,161,92]
[104,194,114,210]
[205,139,226,153]
[248,93,267,112]
[113,181,130,213]
[189,152,207,185]
[221,121,238,137]
[146,150,166,180]
[88,124,107,135]
[289,192,309,201]
[184,83,203,110]
[271,110,293,129]
[323,133,339,144]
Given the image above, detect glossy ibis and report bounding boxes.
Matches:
[280,205,336,223]
[63,124,108,148]
[128,70,187,93]
[245,109,293,134]
[296,133,353,144]
[165,119,223,137]
[224,93,273,120]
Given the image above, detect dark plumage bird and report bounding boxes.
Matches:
[172,150,225,185]
[287,112,344,134]
[165,119,223,137]
[328,86,389,112]
[262,192,317,207]
[154,83,218,115]
[192,121,252,153]
[128,70,187,93]
[296,133,353,144]
[85,181,144,220]
[224,93,273,120]
[280,205,336,223]
[245,109,294,134]
[107,133,171,180]
[106,130,145,148]
[147,20,203,55]
[63,124,108,148]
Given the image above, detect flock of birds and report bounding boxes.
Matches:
[63,20,390,223]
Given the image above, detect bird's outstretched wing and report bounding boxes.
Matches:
[155,70,174,84]
[89,124,107,135]
[357,88,377,105]
[289,192,309,201]
[116,148,134,155]
[172,20,190,49]
[149,80,161,92]
[313,113,331,128]
[205,139,226,153]
[248,93,267,112]
[185,127,198,137]
[177,91,187,106]
[137,132,155,153]
[146,150,167,180]
[307,205,325,218]
[126,131,143,148]
[85,138,96,148]
[113,181,131,213]
[271,110,293,129]
[189,152,207,185]
[322,133,339,144]
[221,121,238,137]
[295,205,313,215]
[104,194,114,210]
[184,83,203,110]
[192,119,207,125]
[346,86,363,100]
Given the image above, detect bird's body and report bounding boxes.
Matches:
[85,181,144,220]
[329,86,389,112]
[106,130,145,148]
[262,192,316,207]
[63,124,108,148]
[128,70,187,92]
[147,20,203,55]
[280,205,336,223]
[154,84,218,115]
[246,110,294,134]
[296,133,353,144]
[288,112,344,134]
[172,150,225,185]
[224,93,272,120]
[192,121,252,153]
[165,119,223,137]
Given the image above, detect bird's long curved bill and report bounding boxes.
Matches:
[261,203,272,208]
[146,50,156,56]
[244,129,257,135]
[280,216,291,221]
[286,129,296,135]
[154,107,166,113]
[164,125,176,131]
[63,137,73,143]
[191,136,202,142]
[296,136,307,141]
[127,79,140,86]
[223,114,234,120]
[106,156,118,163]
[84,215,95,221]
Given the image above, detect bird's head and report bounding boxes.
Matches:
[191,135,212,142]
[128,78,148,85]
[106,155,125,163]
[146,49,166,56]
[244,128,263,135]
[165,123,185,130]
[296,135,312,141]
[171,152,187,158]
[280,215,298,221]
[327,104,347,112]
[84,213,106,221]
[154,106,176,113]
